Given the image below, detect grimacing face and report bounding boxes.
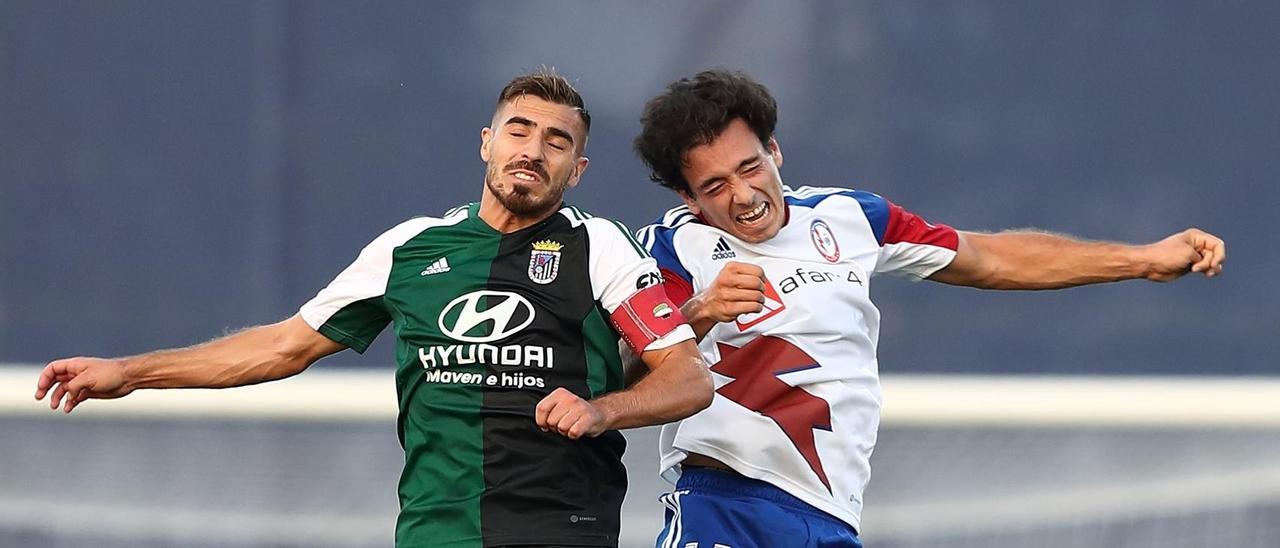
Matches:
[480,95,590,219]
[678,118,786,243]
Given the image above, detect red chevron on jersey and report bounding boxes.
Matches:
[735,279,787,331]
[712,337,833,492]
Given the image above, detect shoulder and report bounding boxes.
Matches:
[634,204,702,281]
[556,205,646,256]
[636,204,698,251]
[785,185,892,236]
[367,206,471,249]
[784,185,886,212]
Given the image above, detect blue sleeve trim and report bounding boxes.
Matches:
[850,191,889,244]
[638,224,693,285]
[785,187,889,244]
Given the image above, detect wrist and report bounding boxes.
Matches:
[680,293,707,322]
[118,357,146,391]
[1130,243,1160,280]
[591,393,626,431]
[680,294,716,339]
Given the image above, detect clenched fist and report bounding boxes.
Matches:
[1144,228,1226,282]
[688,261,769,324]
[535,387,609,439]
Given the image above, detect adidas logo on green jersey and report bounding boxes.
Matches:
[420,257,451,276]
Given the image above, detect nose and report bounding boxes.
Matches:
[517,135,546,162]
[729,178,755,205]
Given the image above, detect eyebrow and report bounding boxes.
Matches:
[503,116,576,147]
[696,154,760,191]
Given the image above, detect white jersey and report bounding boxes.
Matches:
[636,185,959,530]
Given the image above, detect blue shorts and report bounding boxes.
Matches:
[655,468,863,548]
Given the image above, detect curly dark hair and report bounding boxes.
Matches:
[634,69,778,193]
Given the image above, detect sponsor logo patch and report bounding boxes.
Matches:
[438,290,535,343]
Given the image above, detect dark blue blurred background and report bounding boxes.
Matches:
[3,1,1276,374]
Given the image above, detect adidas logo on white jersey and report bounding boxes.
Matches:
[420,257,451,276]
[711,237,737,260]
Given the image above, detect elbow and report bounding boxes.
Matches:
[274,343,317,380]
[267,325,318,379]
[685,365,714,415]
[975,267,1015,290]
[274,353,312,380]
[950,233,1023,290]
[964,258,1026,290]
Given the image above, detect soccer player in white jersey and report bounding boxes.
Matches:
[632,69,1226,548]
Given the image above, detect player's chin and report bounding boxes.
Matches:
[730,221,780,243]
[498,191,555,217]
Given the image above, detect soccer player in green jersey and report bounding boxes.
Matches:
[34,71,713,548]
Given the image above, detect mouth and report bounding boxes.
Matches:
[735,201,770,226]
[508,169,542,183]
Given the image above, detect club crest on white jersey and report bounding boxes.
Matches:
[809,219,840,263]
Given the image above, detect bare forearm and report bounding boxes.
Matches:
[593,345,712,430]
[944,231,1152,290]
[122,317,328,390]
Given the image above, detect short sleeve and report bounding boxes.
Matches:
[637,224,695,306]
[586,218,695,352]
[299,219,436,352]
[851,192,960,280]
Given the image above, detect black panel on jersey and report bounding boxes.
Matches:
[479,213,626,547]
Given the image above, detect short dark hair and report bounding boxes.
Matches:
[634,69,778,193]
[496,70,591,134]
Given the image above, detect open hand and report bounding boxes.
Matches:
[34,357,132,414]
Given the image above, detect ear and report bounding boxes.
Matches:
[479,127,493,162]
[677,189,700,215]
[767,136,783,168]
[567,156,590,189]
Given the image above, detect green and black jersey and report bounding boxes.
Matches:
[300,202,693,548]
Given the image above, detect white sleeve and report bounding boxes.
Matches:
[585,218,695,351]
[299,218,439,352]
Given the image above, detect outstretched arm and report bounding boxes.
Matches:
[537,339,712,439]
[929,228,1226,289]
[35,314,346,413]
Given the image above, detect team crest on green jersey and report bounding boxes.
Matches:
[528,240,562,284]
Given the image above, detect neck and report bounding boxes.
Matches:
[477,191,557,233]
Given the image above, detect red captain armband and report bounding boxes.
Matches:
[609,283,689,355]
